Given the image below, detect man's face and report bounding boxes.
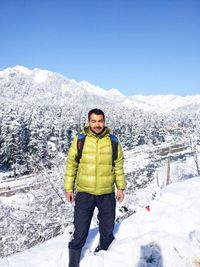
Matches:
[88,113,105,134]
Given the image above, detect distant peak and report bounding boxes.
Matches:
[78,80,103,89]
[78,80,105,91]
[78,80,92,87]
[0,65,32,76]
[12,65,32,75]
[108,88,125,97]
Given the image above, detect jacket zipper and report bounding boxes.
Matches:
[95,137,99,193]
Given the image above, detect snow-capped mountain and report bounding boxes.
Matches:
[128,94,200,113]
[0,66,124,107]
[0,65,200,113]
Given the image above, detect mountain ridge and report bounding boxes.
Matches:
[0,65,200,113]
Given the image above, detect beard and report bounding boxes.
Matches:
[90,126,105,135]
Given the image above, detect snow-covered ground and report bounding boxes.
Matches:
[1,144,199,257]
[1,176,200,267]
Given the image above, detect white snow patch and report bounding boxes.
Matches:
[34,70,49,83]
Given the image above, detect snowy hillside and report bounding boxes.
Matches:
[0,66,124,107]
[1,177,200,267]
[0,65,200,112]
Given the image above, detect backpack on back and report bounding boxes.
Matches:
[75,133,118,167]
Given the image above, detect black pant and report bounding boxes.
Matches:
[69,192,116,250]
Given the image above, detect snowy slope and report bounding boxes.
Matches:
[0,66,200,113]
[1,177,200,267]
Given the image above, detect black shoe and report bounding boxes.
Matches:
[68,248,81,267]
[94,244,101,253]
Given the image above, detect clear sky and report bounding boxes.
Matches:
[0,0,200,96]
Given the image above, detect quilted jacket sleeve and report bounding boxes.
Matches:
[64,136,78,192]
[114,143,126,189]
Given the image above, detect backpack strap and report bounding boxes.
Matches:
[110,134,118,167]
[75,133,86,164]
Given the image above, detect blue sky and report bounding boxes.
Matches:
[0,0,200,96]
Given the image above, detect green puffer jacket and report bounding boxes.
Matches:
[64,127,126,195]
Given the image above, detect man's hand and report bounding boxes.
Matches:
[65,192,74,203]
[116,189,124,203]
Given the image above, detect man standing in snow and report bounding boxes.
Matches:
[64,108,126,267]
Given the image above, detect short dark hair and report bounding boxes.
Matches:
[88,108,105,121]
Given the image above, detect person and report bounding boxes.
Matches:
[64,108,126,267]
